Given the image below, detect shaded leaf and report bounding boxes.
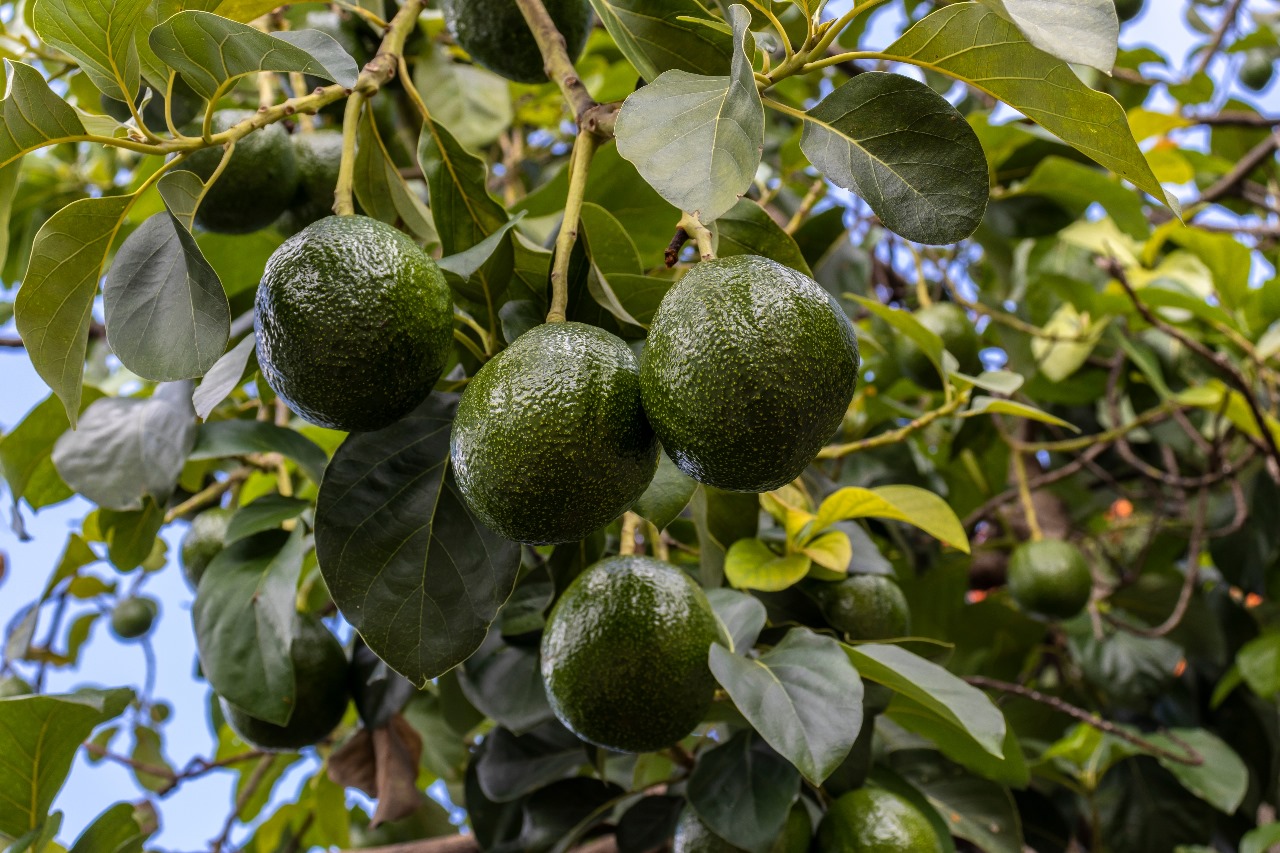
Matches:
[474,722,585,803]
[687,731,799,853]
[457,632,555,734]
[225,494,310,542]
[716,199,812,276]
[587,0,733,79]
[192,335,257,420]
[891,748,1024,853]
[68,802,150,853]
[156,170,206,232]
[33,0,149,101]
[1144,728,1247,814]
[632,452,697,530]
[189,420,327,484]
[354,107,439,250]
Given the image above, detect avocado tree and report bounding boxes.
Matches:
[1,0,1279,850]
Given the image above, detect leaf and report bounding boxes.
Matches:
[705,587,766,654]
[14,194,134,424]
[1008,156,1147,239]
[691,484,759,586]
[716,199,813,276]
[0,390,104,509]
[687,731,800,853]
[456,635,555,734]
[890,749,1024,853]
[1142,728,1247,814]
[189,420,327,484]
[0,159,21,273]
[437,215,525,298]
[474,722,585,802]
[225,494,310,543]
[0,689,133,837]
[802,529,852,573]
[156,170,206,232]
[1236,632,1280,698]
[0,61,90,170]
[880,4,1173,211]
[631,452,697,530]
[1029,303,1107,382]
[354,107,439,250]
[68,802,150,853]
[814,485,970,555]
[849,295,945,380]
[192,335,257,420]
[710,628,863,784]
[148,12,358,100]
[314,393,522,688]
[103,212,229,381]
[51,383,197,512]
[1242,824,1280,853]
[845,643,1006,759]
[614,5,763,222]
[99,499,165,572]
[800,72,989,245]
[33,0,149,101]
[129,725,173,793]
[587,0,733,79]
[964,396,1080,431]
[194,528,304,725]
[413,44,513,150]
[725,538,811,592]
[980,0,1118,72]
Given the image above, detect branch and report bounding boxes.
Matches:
[211,754,275,852]
[1106,490,1207,639]
[819,393,967,459]
[1192,0,1245,78]
[547,131,599,323]
[513,0,617,137]
[1194,128,1280,207]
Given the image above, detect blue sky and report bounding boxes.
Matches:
[0,3,1273,850]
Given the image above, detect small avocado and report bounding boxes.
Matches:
[898,301,981,390]
[278,130,343,234]
[1008,539,1093,620]
[180,507,233,589]
[814,574,911,641]
[1241,50,1275,92]
[110,597,158,641]
[817,786,945,852]
[184,110,299,234]
[440,0,593,84]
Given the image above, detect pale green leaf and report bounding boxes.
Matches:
[802,530,851,573]
[414,43,513,151]
[980,0,1118,72]
[964,396,1080,431]
[33,0,149,101]
[724,538,812,592]
[192,335,257,420]
[814,485,970,554]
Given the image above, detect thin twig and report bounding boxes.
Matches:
[1107,490,1207,639]
[211,754,275,852]
[1193,0,1246,78]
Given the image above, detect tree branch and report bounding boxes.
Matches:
[1193,0,1245,78]
[1195,128,1280,207]
[512,0,617,137]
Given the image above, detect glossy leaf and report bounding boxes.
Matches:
[801,72,989,245]
[587,0,733,79]
[0,61,90,169]
[980,0,1118,72]
[314,393,522,688]
[33,0,149,101]
[687,731,800,853]
[615,5,763,222]
[473,722,585,802]
[192,334,257,420]
[814,485,970,555]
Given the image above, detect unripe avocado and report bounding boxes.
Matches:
[184,110,299,234]
[110,597,158,641]
[278,131,343,234]
[255,215,454,432]
[814,574,911,641]
[1008,539,1093,620]
[452,322,659,545]
[818,787,945,852]
[180,507,233,589]
[1241,50,1275,92]
[440,0,593,84]
[673,804,810,852]
[1114,0,1143,22]
[898,301,981,390]
[640,255,860,493]
[541,556,721,753]
[220,615,349,751]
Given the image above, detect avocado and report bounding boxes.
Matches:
[220,614,350,751]
[451,322,659,545]
[110,596,158,641]
[1241,50,1275,92]
[184,110,299,234]
[1008,539,1093,620]
[640,255,860,493]
[440,0,593,84]
[898,301,981,390]
[541,556,721,753]
[278,130,343,234]
[180,507,233,589]
[813,574,911,641]
[817,786,945,852]
[1114,0,1143,22]
[255,215,454,432]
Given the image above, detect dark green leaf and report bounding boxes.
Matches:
[1144,728,1247,814]
[353,107,439,250]
[33,0,149,101]
[691,484,759,587]
[156,170,205,232]
[457,633,556,734]
[0,61,89,170]
[189,420,327,484]
[716,199,813,276]
[687,731,800,853]
[225,494,311,542]
[68,802,149,853]
[474,722,586,803]
[632,453,697,530]
[587,0,733,79]
[891,749,1024,853]
[315,393,521,688]
[98,499,164,572]
[192,335,257,420]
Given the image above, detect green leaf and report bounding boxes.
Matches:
[0,689,133,837]
[225,494,310,543]
[1236,632,1280,698]
[103,212,229,381]
[705,588,766,654]
[964,396,1080,431]
[129,725,173,793]
[710,628,863,784]
[849,295,945,380]
[1242,824,1280,853]
[192,335,257,420]
[845,643,1006,758]
[51,383,197,512]
[1007,156,1147,239]
[881,4,1173,211]
[458,635,556,734]
[716,199,812,276]
[414,43,513,151]
[156,170,206,232]
[354,107,439,251]
[14,194,134,424]
[437,215,525,300]
[99,499,165,572]
[725,538,812,592]
[801,72,989,245]
[580,201,646,327]
[1143,728,1247,814]
[587,0,732,79]
[814,485,970,554]
[631,452,697,530]
[890,749,1024,853]
[33,0,149,101]
[68,802,149,853]
[979,0,1118,72]
[691,484,759,586]
[0,390,104,509]
[148,12,358,100]
[0,61,90,169]
[193,528,304,726]
[189,420,327,484]
[314,393,522,688]
[614,4,763,222]
[0,159,21,273]
[473,722,585,802]
[687,731,800,853]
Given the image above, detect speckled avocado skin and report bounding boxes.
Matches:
[541,556,720,753]
[817,787,945,853]
[451,322,658,545]
[815,574,911,641]
[221,615,350,752]
[279,130,343,234]
[640,255,860,493]
[255,215,453,432]
[440,0,593,84]
[184,110,299,234]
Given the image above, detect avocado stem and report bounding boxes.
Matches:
[547,131,599,323]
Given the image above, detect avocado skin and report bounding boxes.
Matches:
[640,255,860,493]
[440,0,593,84]
[185,110,299,234]
[541,556,720,753]
[180,507,234,589]
[221,615,350,751]
[1008,539,1093,620]
[1241,50,1275,92]
[255,215,453,432]
[898,301,981,390]
[814,574,911,641]
[109,597,157,640]
[278,131,343,234]
[817,787,945,852]
[452,322,658,545]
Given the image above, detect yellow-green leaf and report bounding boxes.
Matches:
[814,485,970,554]
[964,396,1081,432]
[725,538,812,592]
[802,530,852,573]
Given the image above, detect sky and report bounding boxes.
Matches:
[0,2,1272,851]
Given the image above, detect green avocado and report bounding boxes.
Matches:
[184,110,299,234]
[640,255,860,493]
[100,75,202,131]
[255,215,453,432]
[541,556,721,753]
[451,322,659,545]
[180,507,233,589]
[814,574,911,641]
[1114,0,1143,22]
[1241,50,1275,92]
[673,805,810,853]
[110,597,158,641]
[278,130,343,234]
[220,615,349,751]
[898,301,981,390]
[440,0,593,84]
[817,787,945,853]
[1007,539,1093,620]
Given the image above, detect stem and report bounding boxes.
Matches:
[1010,444,1043,542]
[211,755,275,852]
[785,177,826,234]
[680,212,715,261]
[164,73,189,140]
[618,512,640,556]
[744,0,793,60]
[512,0,607,133]
[761,95,809,122]
[819,393,967,459]
[333,92,365,216]
[647,521,670,562]
[547,131,599,323]
[164,470,248,524]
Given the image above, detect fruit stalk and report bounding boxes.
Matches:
[678,212,715,261]
[547,130,599,323]
[512,0,616,137]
